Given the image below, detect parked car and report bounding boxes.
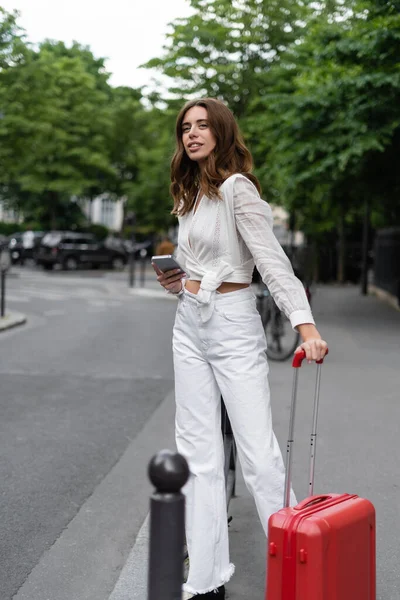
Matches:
[36,231,128,270]
[123,238,153,259]
[8,231,46,264]
[7,233,23,264]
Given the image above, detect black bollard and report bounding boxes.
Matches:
[129,250,136,288]
[148,449,190,600]
[140,249,147,287]
[0,247,11,318]
[1,269,5,317]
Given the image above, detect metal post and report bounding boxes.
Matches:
[129,240,136,288]
[308,363,323,496]
[140,249,147,287]
[361,198,370,296]
[148,450,189,600]
[126,212,136,288]
[1,269,5,317]
[284,368,300,508]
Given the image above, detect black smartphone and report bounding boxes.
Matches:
[151,254,185,274]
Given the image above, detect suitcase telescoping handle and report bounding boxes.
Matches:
[283,348,329,508]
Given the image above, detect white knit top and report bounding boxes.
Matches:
[176,173,314,328]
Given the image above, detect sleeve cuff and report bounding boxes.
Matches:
[289,309,315,330]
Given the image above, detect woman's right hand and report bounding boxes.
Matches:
[152,263,186,294]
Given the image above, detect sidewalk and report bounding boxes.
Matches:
[108,284,400,600]
[0,311,27,332]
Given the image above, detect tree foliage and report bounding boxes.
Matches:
[144,0,313,117]
[254,0,400,231]
[0,42,116,226]
[0,1,399,254]
[0,6,27,70]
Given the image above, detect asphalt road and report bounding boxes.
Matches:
[0,266,177,600]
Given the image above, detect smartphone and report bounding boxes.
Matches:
[151,254,185,274]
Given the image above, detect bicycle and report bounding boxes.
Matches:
[256,281,312,362]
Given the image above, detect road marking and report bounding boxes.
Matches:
[5,296,29,303]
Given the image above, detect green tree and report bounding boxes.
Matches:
[107,86,143,199]
[0,6,28,70]
[0,7,30,208]
[38,39,111,92]
[0,41,116,228]
[124,102,177,234]
[144,0,312,117]
[251,0,400,279]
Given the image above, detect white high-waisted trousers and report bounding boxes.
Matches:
[173,287,296,596]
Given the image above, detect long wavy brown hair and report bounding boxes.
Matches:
[170,98,261,216]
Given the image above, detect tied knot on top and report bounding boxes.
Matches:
[196,262,234,323]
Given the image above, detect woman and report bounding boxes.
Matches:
[152,98,327,599]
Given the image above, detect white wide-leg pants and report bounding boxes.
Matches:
[173,287,296,595]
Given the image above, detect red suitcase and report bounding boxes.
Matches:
[266,350,376,600]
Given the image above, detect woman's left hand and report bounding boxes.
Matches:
[295,324,328,362]
[295,338,328,363]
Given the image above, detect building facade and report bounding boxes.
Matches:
[0,202,21,224]
[80,195,125,231]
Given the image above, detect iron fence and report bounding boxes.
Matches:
[373,227,400,303]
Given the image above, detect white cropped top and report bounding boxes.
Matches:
[175,173,314,328]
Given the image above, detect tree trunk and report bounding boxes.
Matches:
[337,208,346,283]
[88,197,93,224]
[311,240,320,282]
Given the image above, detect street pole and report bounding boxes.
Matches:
[361,199,370,296]
[140,249,147,287]
[0,248,11,317]
[127,212,136,288]
[129,244,136,288]
[147,450,189,600]
[1,270,5,317]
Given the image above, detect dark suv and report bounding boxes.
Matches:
[36,232,127,270]
[8,231,46,264]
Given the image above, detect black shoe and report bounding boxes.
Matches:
[195,585,225,599]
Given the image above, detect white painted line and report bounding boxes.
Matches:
[5,296,29,303]
[88,300,107,306]
[43,309,66,317]
[24,290,64,300]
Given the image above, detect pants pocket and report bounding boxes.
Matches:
[214,298,259,324]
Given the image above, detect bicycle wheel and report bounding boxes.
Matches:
[264,295,300,361]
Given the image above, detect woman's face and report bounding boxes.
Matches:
[181,106,216,165]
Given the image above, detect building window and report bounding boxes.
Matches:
[100,198,114,228]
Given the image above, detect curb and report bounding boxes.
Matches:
[368,284,400,312]
[108,516,150,600]
[0,312,27,332]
